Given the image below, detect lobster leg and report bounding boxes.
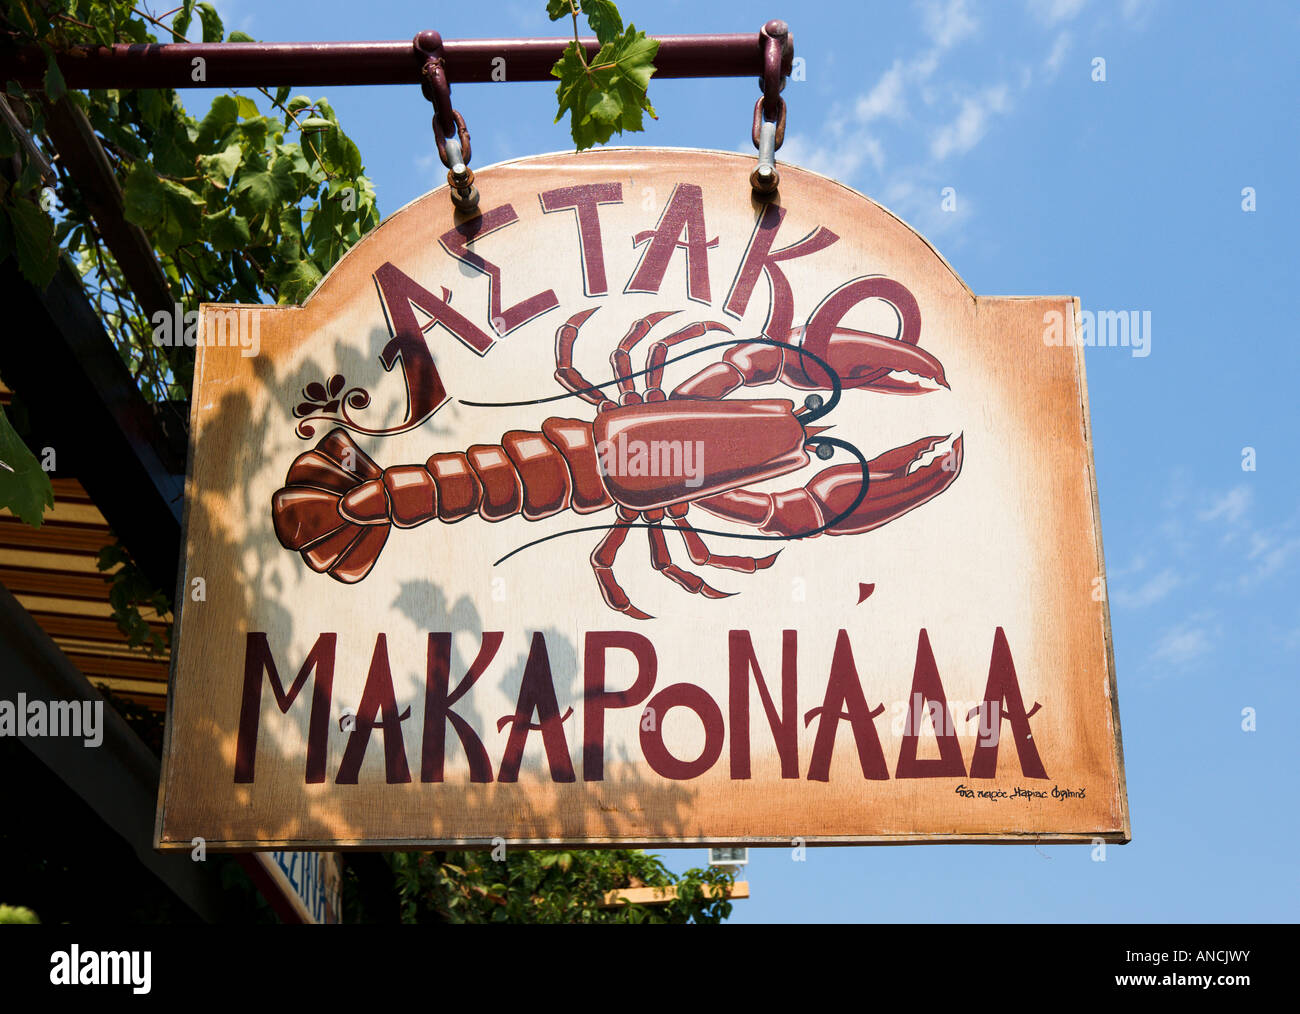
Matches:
[643,320,734,400]
[554,308,613,407]
[590,508,652,620]
[647,518,733,599]
[668,505,781,574]
[609,310,678,404]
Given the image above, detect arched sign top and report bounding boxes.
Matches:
[298,148,978,312]
[158,146,1126,851]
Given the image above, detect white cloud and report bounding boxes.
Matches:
[880,177,973,240]
[780,0,1158,238]
[1136,475,1298,597]
[1043,32,1072,79]
[856,62,908,123]
[930,86,1010,161]
[1121,0,1160,27]
[1113,567,1180,609]
[1109,553,1150,578]
[1198,485,1252,525]
[780,131,884,181]
[1150,612,1217,668]
[921,0,979,50]
[1241,530,1300,587]
[1027,0,1088,25]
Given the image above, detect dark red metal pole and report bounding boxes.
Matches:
[0,33,791,90]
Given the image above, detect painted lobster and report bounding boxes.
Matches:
[271,277,963,618]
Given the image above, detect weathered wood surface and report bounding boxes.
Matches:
[156,149,1127,850]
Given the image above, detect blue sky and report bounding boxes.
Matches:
[200,0,1299,921]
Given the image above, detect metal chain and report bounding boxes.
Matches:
[414,30,479,212]
[750,20,791,199]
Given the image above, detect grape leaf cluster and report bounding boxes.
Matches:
[548,0,659,150]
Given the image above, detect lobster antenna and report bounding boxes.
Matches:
[459,336,843,425]
[491,435,869,567]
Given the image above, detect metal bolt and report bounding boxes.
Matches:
[751,118,780,199]
[443,136,479,212]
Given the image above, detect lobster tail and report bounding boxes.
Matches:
[271,428,391,583]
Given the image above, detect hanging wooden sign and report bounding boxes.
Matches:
[154,148,1128,850]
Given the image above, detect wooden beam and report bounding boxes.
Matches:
[600,881,749,908]
[0,566,118,600]
[0,579,221,919]
[0,257,184,593]
[39,97,177,323]
[0,95,55,182]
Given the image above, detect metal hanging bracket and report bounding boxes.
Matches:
[748,20,785,200]
[750,20,791,200]
[415,30,479,213]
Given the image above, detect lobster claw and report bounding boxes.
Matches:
[781,325,950,395]
[694,433,963,539]
[809,434,963,536]
[670,326,948,400]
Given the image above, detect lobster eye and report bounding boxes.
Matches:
[814,442,834,461]
[803,394,824,413]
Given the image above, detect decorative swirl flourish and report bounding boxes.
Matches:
[293,374,376,440]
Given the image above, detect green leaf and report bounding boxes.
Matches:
[198,143,242,182]
[552,25,658,150]
[196,94,239,148]
[0,405,53,527]
[43,49,66,102]
[201,206,250,251]
[16,157,42,193]
[581,0,623,46]
[237,115,273,152]
[234,95,260,120]
[148,116,200,178]
[7,197,58,286]
[121,164,205,253]
[231,167,283,216]
[601,26,659,95]
[97,543,129,572]
[546,0,572,20]
[324,127,363,178]
[173,0,197,39]
[268,256,322,304]
[552,43,590,123]
[196,2,224,43]
[228,31,256,43]
[276,146,316,189]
